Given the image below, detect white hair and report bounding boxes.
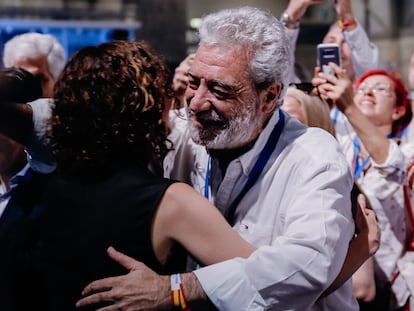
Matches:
[3,32,66,80]
[199,6,290,106]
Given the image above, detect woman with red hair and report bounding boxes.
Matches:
[314,65,414,311]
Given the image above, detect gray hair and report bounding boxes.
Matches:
[198,6,290,106]
[3,32,66,80]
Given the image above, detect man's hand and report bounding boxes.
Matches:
[173,53,195,98]
[285,0,322,22]
[321,193,379,297]
[76,247,170,311]
[334,0,356,30]
[354,194,380,258]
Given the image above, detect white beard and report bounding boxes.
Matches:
[189,97,263,149]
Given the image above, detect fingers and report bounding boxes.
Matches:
[406,158,414,189]
[107,246,142,271]
[76,290,115,308]
[355,194,367,230]
[357,193,366,210]
[81,274,124,296]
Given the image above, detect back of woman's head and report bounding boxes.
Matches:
[50,40,173,177]
[355,69,412,137]
[285,86,336,136]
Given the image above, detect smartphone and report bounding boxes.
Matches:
[317,43,341,75]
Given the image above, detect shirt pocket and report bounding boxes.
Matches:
[236,220,274,247]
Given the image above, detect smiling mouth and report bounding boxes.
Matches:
[191,109,227,129]
[196,118,226,129]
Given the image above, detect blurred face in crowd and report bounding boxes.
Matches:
[323,26,355,82]
[354,74,404,127]
[186,44,266,149]
[12,55,55,98]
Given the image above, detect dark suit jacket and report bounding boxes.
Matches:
[0,169,50,311]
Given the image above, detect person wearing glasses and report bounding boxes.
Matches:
[315,65,414,311]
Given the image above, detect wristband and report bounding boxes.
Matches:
[338,18,357,30]
[171,274,190,310]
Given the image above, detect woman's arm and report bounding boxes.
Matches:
[153,182,255,266]
[313,63,390,164]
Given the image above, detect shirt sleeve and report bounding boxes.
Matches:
[343,21,379,79]
[26,98,56,174]
[286,28,301,84]
[194,156,355,310]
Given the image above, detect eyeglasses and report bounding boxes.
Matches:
[356,82,394,96]
[289,82,316,95]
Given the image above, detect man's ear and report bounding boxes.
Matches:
[260,83,282,114]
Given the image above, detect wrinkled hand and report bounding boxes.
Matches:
[173,53,195,97]
[286,0,322,21]
[354,194,380,258]
[312,63,354,112]
[76,247,170,311]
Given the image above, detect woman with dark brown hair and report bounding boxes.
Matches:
[39,40,254,310]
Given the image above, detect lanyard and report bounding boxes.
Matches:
[353,136,370,179]
[332,107,340,126]
[204,110,285,223]
[204,157,211,199]
[353,133,392,179]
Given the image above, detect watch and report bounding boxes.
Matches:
[280,11,300,29]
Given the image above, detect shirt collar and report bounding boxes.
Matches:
[238,109,281,175]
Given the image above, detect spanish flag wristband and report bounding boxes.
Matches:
[338,18,357,30]
[171,274,191,310]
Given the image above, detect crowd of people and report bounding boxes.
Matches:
[0,1,414,311]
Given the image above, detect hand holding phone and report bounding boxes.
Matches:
[317,43,341,75]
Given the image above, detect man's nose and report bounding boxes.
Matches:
[187,84,211,111]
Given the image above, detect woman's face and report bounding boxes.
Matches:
[283,95,307,125]
[354,74,404,127]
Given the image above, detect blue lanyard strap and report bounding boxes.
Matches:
[225,109,285,224]
[353,136,370,179]
[332,107,340,126]
[204,157,211,199]
[353,133,392,179]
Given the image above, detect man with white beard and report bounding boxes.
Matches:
[76,6,360,311]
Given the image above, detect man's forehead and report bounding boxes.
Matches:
[192,45,249,81]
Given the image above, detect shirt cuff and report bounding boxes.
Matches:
[193,258,264,310]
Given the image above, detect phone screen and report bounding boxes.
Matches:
[317,43,341,75]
